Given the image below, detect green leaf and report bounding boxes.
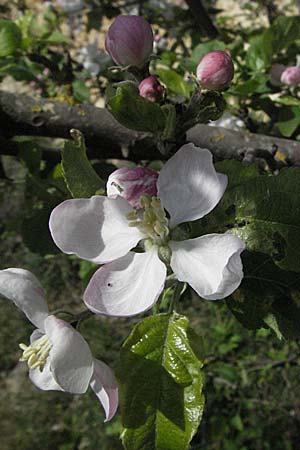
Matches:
[246,16,300,71]
[118,312,204,450]
[155,68,193,97]
[0,20,22,57]
[277,106,300,137]
[21,204,60,256]
[107,82,166,133]
[44,31,70,45]
[192,40,227,63]
[194,161,300,272]
[227,251,300,339]
[62,129,104,198]
[72,79,90,103]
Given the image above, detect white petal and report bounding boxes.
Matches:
[90,359,118,422]
[49,196,144,264]
[45,315,94,394]
[84,250,167,316]
[29,360,63,391]
[0,268,48,330]
[157,143,227,228]
[29,329,63,391]
[170,234,245,300]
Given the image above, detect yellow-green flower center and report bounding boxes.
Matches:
[127,194,170,245]
[19,334,52,372]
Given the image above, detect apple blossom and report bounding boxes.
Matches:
[107,166,158,208]
[196,50,234,91]
[105,15,153,68]
[280,66,300,86]
[0,268,118,421]
[57,0,84,13]
[49,144,245,317]
[139,75,164,102]
[209,112,245,131]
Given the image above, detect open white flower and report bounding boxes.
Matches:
[50,144,245,317]
[0,268,118,422]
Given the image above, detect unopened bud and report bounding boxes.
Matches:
[270,64,285,86]
[105,15,153,68]
[138,75,164,102]
[280,66,300,86]
[196,50,234,91]
[107,166,158,208]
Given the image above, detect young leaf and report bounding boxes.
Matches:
[227,251,300,340]
[0,20,22,57]
[107,82,166,133]
[118,312,205,450]
[62,129,104,198]
[195,161,300,273]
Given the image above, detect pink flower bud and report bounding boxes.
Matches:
[280,66,300,86]
[138,75,164,102]
[107,166,158,208]
[43,68,50,76]
[270,64,286,86]
[196,50,234,91]
[105,15,153,68]
[29,81,36,88]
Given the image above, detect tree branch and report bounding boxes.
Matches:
[184,0,218,38]
[1,91,300,166]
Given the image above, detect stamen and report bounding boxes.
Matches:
[128,194,170,245]
[19,334,52,372]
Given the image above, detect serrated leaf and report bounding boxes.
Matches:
[118,312,204,450]
[227,251,300,339]
[62,130,104,198]
[0,20,22,57]
[195,161,300,272]
[107,82,166,133]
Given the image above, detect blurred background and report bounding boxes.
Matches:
[1,1,300,449]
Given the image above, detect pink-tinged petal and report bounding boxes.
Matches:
[49,196,144,264]
[0,268,48,330]
[107,166,158,208]
[90,359,118,422]
[170,233,245,300]
[157,144,227,228]
[45,315,94,394]
[84,250,167,316]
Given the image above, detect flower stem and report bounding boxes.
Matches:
[168,282,187,313]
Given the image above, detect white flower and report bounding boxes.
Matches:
[209,112,245,131]
[57,0,84,13]
[77,39,111,77]
[49,144,245,317]
[0,268,118,421]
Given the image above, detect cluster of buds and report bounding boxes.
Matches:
[105,15,166,102]
[105,15,235,102]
